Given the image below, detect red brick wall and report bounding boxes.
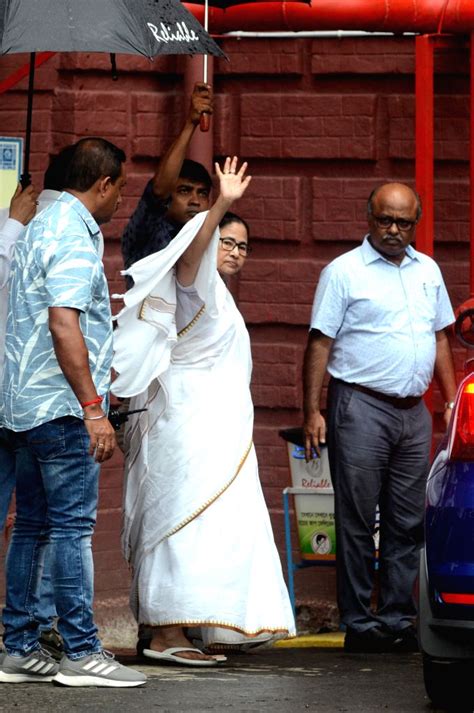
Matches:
[0,37,470,607]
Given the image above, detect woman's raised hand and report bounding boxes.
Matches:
[215,156,252,204]
[177,157,251,287]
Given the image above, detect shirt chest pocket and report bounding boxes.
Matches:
[413,281,438,325]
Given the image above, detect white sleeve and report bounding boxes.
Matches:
[434,269,455,331]
[0,218,24,289]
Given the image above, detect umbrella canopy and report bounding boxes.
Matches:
[0,0,224,57]
[0,0,224,184]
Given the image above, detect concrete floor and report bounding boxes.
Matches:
[0,647,436,713]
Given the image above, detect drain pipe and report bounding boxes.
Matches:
[184,1,474,34]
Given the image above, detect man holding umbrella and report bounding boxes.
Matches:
[121,81,213,280]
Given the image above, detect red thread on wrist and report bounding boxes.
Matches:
[81,396,103,408]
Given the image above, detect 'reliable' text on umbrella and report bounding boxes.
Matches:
[147,21,200,44]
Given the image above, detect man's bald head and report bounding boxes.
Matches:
[368,183,422,222]
[366,182,421,265]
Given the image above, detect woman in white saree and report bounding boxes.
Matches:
[112,157,295,665]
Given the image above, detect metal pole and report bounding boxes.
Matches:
[415,35,435,415]
[470,32,474,296]
[203,0,209,84]
[223,30,416,38]
[199,0,211,133]
[283,489,296,617]
[415,35,434,257]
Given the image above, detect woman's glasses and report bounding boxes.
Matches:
[219,237,252,256]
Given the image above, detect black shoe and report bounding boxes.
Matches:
[344,627,396,653]
[391,626,419,653]
[38,627,63,661]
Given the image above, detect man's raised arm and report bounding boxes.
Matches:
[152,82,213,201]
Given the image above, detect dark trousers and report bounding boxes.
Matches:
[326,379,432,633]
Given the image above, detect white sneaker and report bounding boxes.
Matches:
[53,650,146,688]
[0,648,58,683]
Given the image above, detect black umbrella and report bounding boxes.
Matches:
[0,0,225,184]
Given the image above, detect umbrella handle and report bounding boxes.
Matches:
[20,173,31,189]
[110,54,118,81]
[200,113,210,132]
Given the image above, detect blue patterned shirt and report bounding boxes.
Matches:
[2,192,113,431]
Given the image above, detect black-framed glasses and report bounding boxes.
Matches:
[219,237,252,256]
[372,214,417,232]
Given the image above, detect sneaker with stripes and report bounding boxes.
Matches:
[53,650,146,688]
[0,648,59,683]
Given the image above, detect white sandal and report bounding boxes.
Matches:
[142,646,222,667]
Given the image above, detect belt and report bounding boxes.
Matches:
[335,379,422,410]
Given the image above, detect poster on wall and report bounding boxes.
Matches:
[0,137,22,209]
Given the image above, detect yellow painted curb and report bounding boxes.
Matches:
[274,632,344,649]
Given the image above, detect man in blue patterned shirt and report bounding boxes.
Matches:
[0,137,146,688]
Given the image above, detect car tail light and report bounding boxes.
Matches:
[449,377,474,460]
[441,593,474,605]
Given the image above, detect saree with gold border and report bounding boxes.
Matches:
[112,213,295,646]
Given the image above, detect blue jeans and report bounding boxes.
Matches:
[0,426,17,529]
[0,427,56,630]
[3,416,102,659]
[35,545,57,632]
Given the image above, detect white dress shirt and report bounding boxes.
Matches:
[310,236,455,398]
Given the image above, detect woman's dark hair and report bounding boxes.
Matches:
[219,211,250,240]
[64,137,126,192]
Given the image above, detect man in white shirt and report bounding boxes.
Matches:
[303,183,457,653]
[0,183,37,527]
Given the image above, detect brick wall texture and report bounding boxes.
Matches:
[0,37,470,608]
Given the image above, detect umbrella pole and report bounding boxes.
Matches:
[21,52,36,188]
[200,0,210,132]
[203,0,208,86]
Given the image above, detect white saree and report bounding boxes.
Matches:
[112,213,295,646]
